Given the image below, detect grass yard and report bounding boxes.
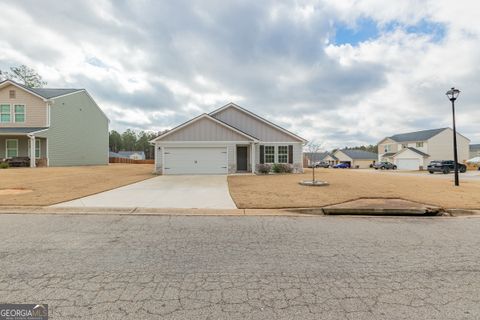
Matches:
[228,169,480,209]
[0,164,154,206]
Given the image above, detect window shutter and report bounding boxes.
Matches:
[288,145,293,164]
[260,145,264,164]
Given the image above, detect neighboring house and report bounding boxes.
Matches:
[0,80,109,167]
[332,149,378,168]
[118,151,145,160]
[150,102,307,174]
[303,152,338,167]
[378,128,470,170]
[109,151,127,159]
[470,144,480,159]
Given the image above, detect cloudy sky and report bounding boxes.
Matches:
[1,0,479,148]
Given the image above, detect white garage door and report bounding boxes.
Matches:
[396,158,420,170]
[164,147,228,175]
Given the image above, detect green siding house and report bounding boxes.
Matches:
[0,80,109,167]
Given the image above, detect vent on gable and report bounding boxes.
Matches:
[9,90,16,99]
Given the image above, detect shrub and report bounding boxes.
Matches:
[256,164,271,174]
[271,163,293,173]
[0,162,9,169]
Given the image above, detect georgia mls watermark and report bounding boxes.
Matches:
[0,304,48,320]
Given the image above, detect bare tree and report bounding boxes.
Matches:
[305,142,322,183]
[0,65,47,88]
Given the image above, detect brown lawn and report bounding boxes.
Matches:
[0,164,154,206]
[228,169,480,209]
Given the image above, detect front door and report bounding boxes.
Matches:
[236,146,248,171]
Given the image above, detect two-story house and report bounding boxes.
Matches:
[0,80,109,167]
[377,128,470,170]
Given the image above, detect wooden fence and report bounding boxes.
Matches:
[109,157,154,164]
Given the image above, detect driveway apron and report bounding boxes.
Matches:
[53,175,237,209]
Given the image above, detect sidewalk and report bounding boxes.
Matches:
[0,198,479,217]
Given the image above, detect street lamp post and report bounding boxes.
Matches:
[446,87,461,186]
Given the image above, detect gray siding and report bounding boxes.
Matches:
[37,91,108,166]
[161,117,252,142]
[212,107,302,142]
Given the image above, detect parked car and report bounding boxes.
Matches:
[333,163,350,169]
[308,161,330,168]
[427,160,467,174]
[373,162,397,170]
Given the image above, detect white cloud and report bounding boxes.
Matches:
[1,0,479,147]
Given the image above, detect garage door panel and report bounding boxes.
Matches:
[164,147,228,175]
[396,158,420,170]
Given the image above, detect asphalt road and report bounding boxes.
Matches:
[0,214,479,319]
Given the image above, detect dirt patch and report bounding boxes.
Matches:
[0,188,33,195]
[228,169,480,209]
[0,164,154,206]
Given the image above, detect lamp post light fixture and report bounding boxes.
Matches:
[446,87,461,186]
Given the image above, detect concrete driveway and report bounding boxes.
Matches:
[54,175,237,209]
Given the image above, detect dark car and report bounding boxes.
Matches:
[427,160,467,174]
[333,163,350,169]
[373,162,397,170]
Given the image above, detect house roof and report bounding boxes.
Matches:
[118,151,145,157]
[109,151,127,158]
[304,152,334,161]
[382,152,396,157]
[400,147,429,157]
[388,128,448,143]
[150,113,258,143]
[209,102,307,143]
[0,127,49,134]
[470,144,480,151]
[339,149,378,160]
[0,79,83,99]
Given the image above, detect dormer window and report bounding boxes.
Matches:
[9,90,16,99]
[416,142,424,148]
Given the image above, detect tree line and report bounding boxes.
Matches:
[109,130,161,159]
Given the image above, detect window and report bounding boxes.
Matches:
[6,139,18,158]
[416,142,424,148]
[402,144,408,149]
[35,140,41,158]
[9,90,16,99]
[264,146,275,163]
[384,144,391,153]
[0,104,10,123]
[14,104,25,122]
[278,145,288,163]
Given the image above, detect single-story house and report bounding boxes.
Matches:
[150,103,307,174]
[470,144,480,159]
[118,151,145,160]
[303,152,338,167]
[332,149,378,168]
[378,128,470,170]
[0,79,109,167]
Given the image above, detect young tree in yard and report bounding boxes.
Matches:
[0,65,47,88]
[305,142,322,183]
[109,130,123,152]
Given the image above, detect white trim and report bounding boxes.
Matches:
[49,90,84,100]
[13,103,26,123]
[35,139,41,159]
[150,113,258,143]
[209,102,307,143]
[161,147,165,175]
[0,103,11,123]
[251,142,255,173]
[5,139,18,158]
[155,140,253,145]
[392,147,429,158]
[46,138,49,166]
